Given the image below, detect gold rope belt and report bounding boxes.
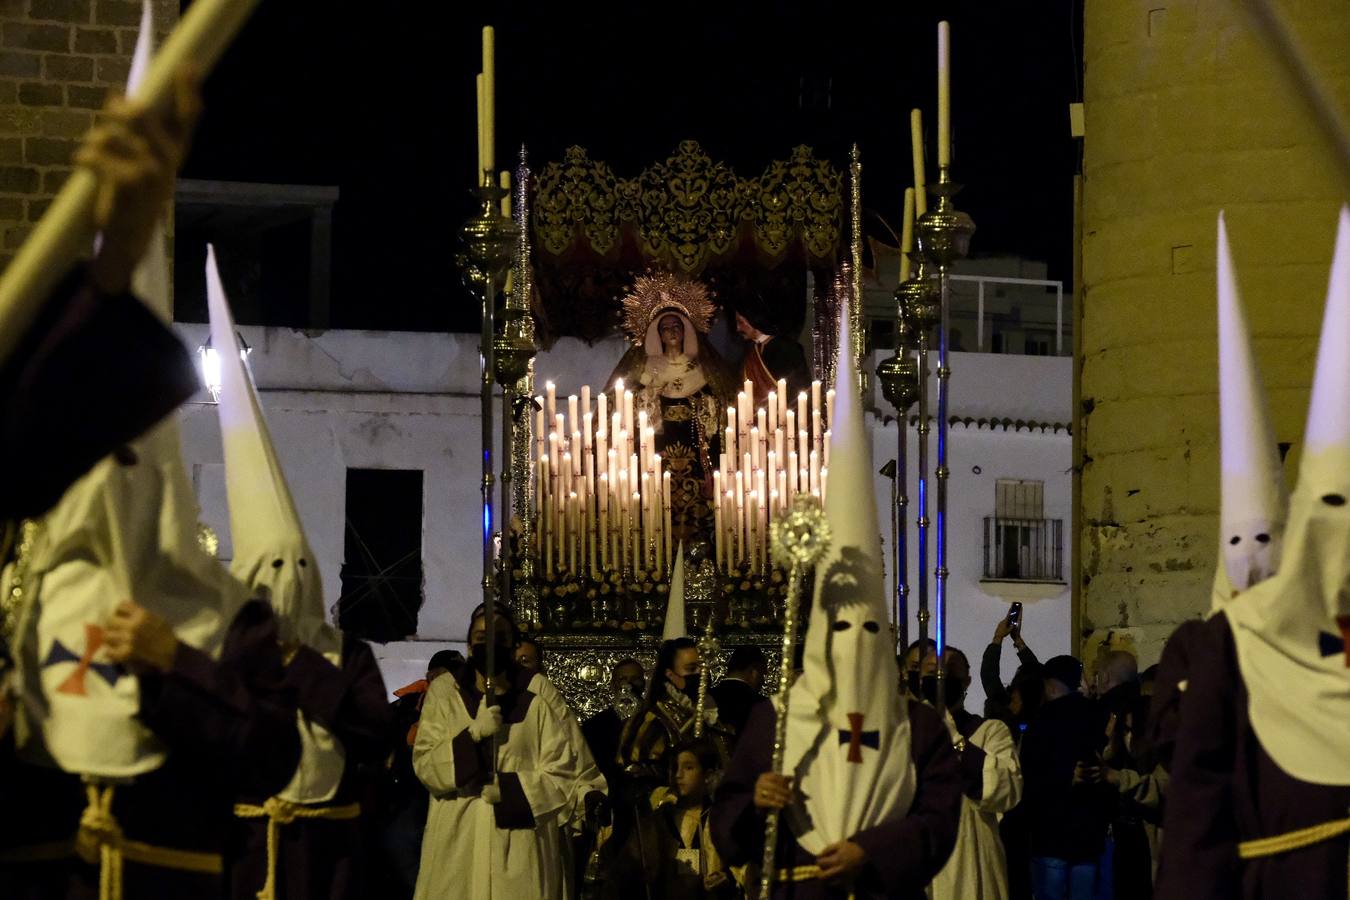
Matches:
[0,784,223,900]
[1237,816,1350,859]
[775,864,822,882]
[234,797,361,900]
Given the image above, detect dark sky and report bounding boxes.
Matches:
[181,0,1083,332]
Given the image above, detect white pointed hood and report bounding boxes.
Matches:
[662,543,687,641]
[206,245,346,802]
[1225,205,1350,784]
[206,246,339,656]
[8,14,246,775]
[780,288,915,854]
[1213,213,1286,609]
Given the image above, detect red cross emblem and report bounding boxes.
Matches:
[42,624,120,695]
[837,712,880,764]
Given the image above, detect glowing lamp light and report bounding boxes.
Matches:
[197,332,252,402]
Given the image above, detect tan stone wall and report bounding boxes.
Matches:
[0,0,177,271]
[1080,0,1350,664]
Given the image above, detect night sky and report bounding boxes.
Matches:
[181,0,1084,332]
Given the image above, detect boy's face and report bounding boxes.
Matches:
[674,751,706,798]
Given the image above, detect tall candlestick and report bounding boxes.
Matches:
[581,384,591,416]
[623,391,634,438]
[546,382,557,426]
[662,470,673,571]
[777,379,788,425]
[826,388,836,428]
[937,21,951,169]
[568,395,580,436]
[767,391,777,434]
[475,74,486,182]
[797,392,808,435]
[756,407,767,440]
[597,391,607,430]
[911,109,928,217]
[900,188,916,283]
[481,26,496,175]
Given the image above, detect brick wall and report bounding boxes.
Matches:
[0,0,177,271]
[1080,1,1350,665]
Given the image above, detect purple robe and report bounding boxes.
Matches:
[0,265,198,520]
[227,634,392,900]
[1155,612,1350,900]
[710,698,963,899]
[0,600,300,899]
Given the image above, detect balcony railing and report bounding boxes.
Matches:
[982,516,1064,582]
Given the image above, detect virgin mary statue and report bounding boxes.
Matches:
[607,273,735,545]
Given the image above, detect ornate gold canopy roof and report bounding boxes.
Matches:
[533,140,845,273]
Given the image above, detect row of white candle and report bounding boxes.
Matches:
[534,379,672,579]
[529,376,835,579]
[714,378,833,573]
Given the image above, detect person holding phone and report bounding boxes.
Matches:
[981,605,1045,733]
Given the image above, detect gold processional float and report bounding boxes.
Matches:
[459,23,974,720]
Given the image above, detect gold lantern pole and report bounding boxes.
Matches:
[916,21,975,717]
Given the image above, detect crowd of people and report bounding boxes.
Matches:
[0,45,1347,900]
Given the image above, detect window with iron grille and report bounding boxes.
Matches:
[984,480,1064,582]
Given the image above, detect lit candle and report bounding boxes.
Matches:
[767,391,777,434]
[713,481,724,570]
[777,470,787,511]
[554,413,565,446]
[788,449,798,496]
[743,379,754,405]
[811,380,822,421]
[571,438,582,475]
[623,391,634,438]
[547,432,559,477]
[724,427,735,468]
[797,392,808,435]
[597,390,608,430]
[776,379,788,425]
[767,450,777,492]
[726,407,737,461]
[481,26,495,174]
[810,449,820,496]
[911,109,928,217]
[568,395,580,436]
[751,427,762,474]
[581,384,591,415]
[821,467,829,502]
[756,407,767,441]
[823,430,832,469]
[798,430,809,476]
[826,388,836,428]
[584,413,594,453]
[937,20,951,169]
[546,381,557,425]
[774,428,785,469]
[812,409,822,450]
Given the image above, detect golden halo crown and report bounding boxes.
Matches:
[620,272,716,345]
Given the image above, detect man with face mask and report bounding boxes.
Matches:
[413,603,605,900]
[1155,212,1350,900]
[920,646,1024,900]
[583,658,645,797]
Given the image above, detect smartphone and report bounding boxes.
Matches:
[1007,601,1023,629]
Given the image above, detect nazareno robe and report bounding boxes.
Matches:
[710,698,963,900]
[1155,612,1350,900]
[226,633,392,900]
[0,265,198,521]
[928,710,1023,900]
[0,601,300,899]
[412,663,607,900]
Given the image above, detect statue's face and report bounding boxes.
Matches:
[658,314,684,350]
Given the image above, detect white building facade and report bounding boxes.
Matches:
[174,324,1072,712]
